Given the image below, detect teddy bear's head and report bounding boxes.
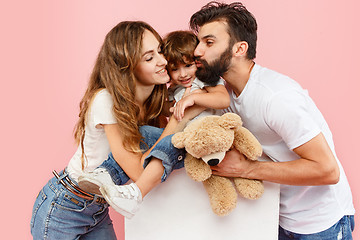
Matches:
[172,113,243,166]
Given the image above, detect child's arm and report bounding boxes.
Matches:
[173,84,230,121]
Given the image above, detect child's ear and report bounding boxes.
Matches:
[232,41,249,57]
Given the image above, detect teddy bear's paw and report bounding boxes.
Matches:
[233,178,264,200]
[203,176,238,216]
[211,201,237,217]
[184,155,212,181]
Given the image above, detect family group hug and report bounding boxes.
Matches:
[30,1,355,239]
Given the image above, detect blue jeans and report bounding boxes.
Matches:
[278,215,355,240]
[100,125,185,185]
[31,170,116,239]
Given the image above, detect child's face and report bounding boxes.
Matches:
[168,61,197,88]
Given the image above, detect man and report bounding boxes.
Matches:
[190,1,355,239]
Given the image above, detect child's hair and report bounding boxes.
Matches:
[74,21,167,169]
[163,31,198,69]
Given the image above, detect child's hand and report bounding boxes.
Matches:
[173,95,195,121]
[169,87,194,121]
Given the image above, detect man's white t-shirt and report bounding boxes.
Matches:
[222,63,355,234]
[67,89,117,181]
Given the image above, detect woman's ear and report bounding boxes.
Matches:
[232,41,249,57]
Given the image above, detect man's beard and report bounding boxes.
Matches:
[195,45,232,86]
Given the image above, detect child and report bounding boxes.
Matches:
[78,30,230,218]
[164,31,229,121]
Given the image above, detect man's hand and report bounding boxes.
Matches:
[210,148,254,178]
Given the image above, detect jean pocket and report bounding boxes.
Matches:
[30,189,47,229]
[54,192,88,212]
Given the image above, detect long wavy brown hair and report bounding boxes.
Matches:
[74,21,167,169]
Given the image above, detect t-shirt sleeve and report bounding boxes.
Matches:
[90,90,117,129]
[265,89,321,150]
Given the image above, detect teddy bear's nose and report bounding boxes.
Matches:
[207,159,220,166]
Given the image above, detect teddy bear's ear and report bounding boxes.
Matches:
[171,132,186,149]
[218,113,243,130]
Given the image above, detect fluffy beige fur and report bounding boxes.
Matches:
[172,113,264,216]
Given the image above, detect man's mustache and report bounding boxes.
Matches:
[194,57,208,66]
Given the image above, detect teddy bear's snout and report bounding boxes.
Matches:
[207,158,220,166]
[201,151,226,166]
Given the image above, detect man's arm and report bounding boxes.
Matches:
[211,133,340,185]
[173,84,230,120]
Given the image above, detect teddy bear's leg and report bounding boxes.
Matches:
[184,155,212,182]
[233,178,264,200]
[203,175,237,216]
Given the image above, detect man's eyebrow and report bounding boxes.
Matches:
[200,34,216,40]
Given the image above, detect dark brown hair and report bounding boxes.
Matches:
[190,1,257,60]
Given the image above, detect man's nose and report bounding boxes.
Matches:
[194,44,203,57]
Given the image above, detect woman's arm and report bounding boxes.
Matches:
[141,105,205,161]
[103,124,144,182]
[103,105,205,182]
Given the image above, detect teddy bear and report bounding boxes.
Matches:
[171,112,264,216]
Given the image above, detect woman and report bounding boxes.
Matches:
[30,21,192,239]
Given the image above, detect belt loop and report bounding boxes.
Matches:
[54,170,67,183]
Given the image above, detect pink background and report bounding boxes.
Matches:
[1,0,359,239]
